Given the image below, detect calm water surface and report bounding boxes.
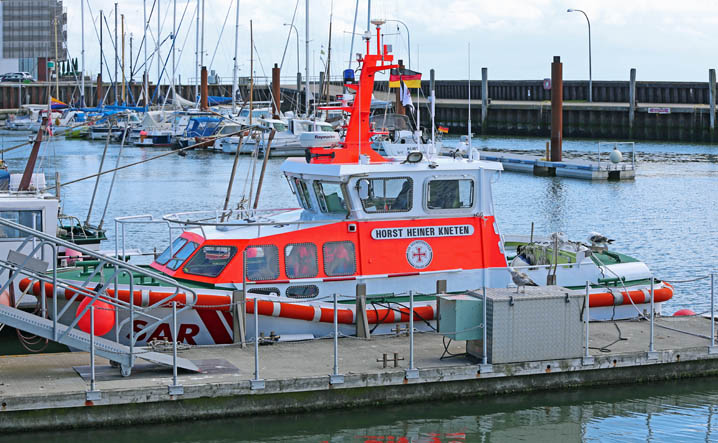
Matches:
[0,131,716,441]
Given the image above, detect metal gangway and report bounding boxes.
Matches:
[0,217,200,380]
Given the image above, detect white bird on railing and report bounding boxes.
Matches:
[508,267,538,293]
[588,231,615,246]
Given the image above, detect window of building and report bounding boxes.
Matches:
[313,181,347,214]
[244,245,279,281]
[426,179,474,210]
[285,243,318,279]
[183,245,237,277]
[293,178,312,209]
[0,210,42,239]
[286,285,319,299]
[323,241,356,276]
[357,177,413,213]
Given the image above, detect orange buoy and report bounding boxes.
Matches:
[76,298,116,336]
[673,308,696,316]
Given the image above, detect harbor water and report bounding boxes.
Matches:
[0,131,716,440]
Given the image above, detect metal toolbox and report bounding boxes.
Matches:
[437,293,484,341]
[467,286,584,364]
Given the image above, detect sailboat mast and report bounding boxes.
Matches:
[114,2,118,104]
[347,0,358,70]
[143,0,148,108]
[157,0,161,97]
[367,0,371,30]
[54,16,58,98]
[172,0,176,106]
[231,0,240,114]
[304,0,309,116]
[100,10,103,81]
[195,0,200,102]
[80,0,85,107]
[121,14,125,105]
[200,0,205,72]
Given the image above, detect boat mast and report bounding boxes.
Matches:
[143,0,148,108]
[366,0,370,31]
[195,0,200,104]
[121,14,125,104]
[347,0,358,70]
[172,0,176,107]
[201,0,205,78]
[80,0,85,107]
[114,2,118,104]
[249,20,254,126]
[157,0,161,103]
[231,0,239,114]
[304,0,309,117]
[54,15,58,98]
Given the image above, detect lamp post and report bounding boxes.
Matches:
[283,23,301,80]
[567,8,592,102]
[384,19,411,69]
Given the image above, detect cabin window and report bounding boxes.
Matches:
[183,245,237,277]
[156,237,186,265]
[426,179,474,210]
[272,122,287,132]
[293,178,312,209]
[244,245,279,281]
[285,243,318,279]
[313,182,347,214]
[323,241,356,276]
[166,241,199,271]
[357,177,413,213]
[286,285,319,299]
[0,210,42,239]
[248,287,280,297]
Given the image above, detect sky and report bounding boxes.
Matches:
[66,0,718,87]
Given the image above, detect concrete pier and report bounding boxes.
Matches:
[1,316,717,432]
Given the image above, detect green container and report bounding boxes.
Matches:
[437,294,484,341]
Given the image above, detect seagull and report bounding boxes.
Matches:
[508,267,538,293]
[588,231,615,246]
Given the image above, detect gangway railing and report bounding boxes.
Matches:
[0,218,200,384]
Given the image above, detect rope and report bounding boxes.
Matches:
[663,275,712,284]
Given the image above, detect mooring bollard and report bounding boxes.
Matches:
[168,301,183,395]
[647,277,659,360]
[86,305,100,401]
[251,295,265,390]
[405,290,418,379]
[330,293,344,384]
[711,273,717,354]
[583,281,594,365]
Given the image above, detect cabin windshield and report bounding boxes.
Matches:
[293,178,312,209]
[183,245,237,277]
[426,179,474,210]
[313,181,347,214]
[357,177,413,213]
[272,122,287,132]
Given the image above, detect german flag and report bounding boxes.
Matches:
[438,126,449,134]
[389,68,422,89]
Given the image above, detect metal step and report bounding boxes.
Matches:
[0,304,200,375]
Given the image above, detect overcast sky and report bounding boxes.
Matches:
[67,0,718,86]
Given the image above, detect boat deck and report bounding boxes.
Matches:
[1,315,718,431]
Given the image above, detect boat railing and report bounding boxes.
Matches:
[0,217,199,379]
[114,214,181,260]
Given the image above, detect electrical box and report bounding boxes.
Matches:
[437,293,484,341]
[467,286,584,364]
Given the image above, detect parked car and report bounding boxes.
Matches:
[0,72,34,83]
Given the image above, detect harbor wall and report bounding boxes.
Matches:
[1,78,717,143]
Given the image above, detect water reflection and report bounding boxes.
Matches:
[540,178,568,234]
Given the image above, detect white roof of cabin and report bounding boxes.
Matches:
[280,155,503,178]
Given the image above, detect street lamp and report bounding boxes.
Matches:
[384,19,411,69]
[283,23,300,79]
[567,8,592,102]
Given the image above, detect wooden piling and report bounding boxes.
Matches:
[395,59,405,115]
[200,66,208,110]
[550,56,563,162]
[481,67,488,133]
[271,64,281,119]
[96,74,102,106]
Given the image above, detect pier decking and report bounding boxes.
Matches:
[1,315,717,432]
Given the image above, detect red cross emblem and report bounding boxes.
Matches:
[406,240,432,269]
